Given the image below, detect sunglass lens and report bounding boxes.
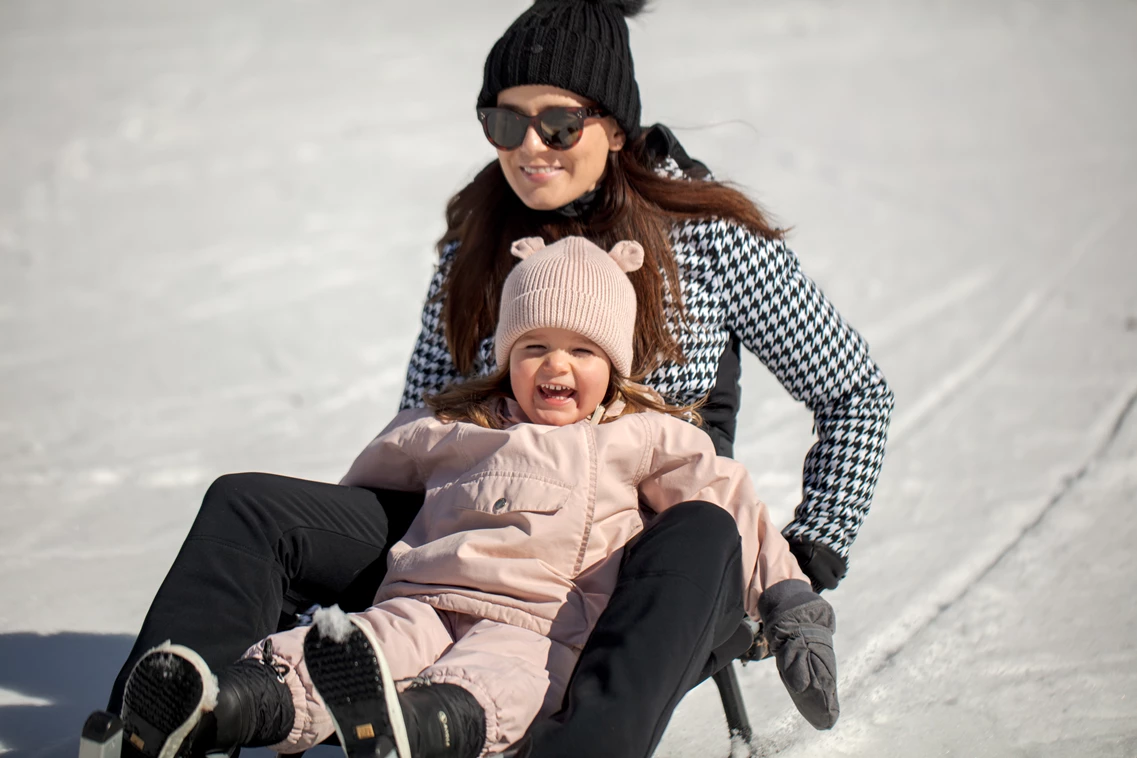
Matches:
[538,108,584,149]
[483,109,527,150]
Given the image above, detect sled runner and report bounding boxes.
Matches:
[79,712,122,758]
[711,616,769,753]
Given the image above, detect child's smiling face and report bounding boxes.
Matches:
[509,328,612,426]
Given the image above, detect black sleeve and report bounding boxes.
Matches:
[698,335,742,458]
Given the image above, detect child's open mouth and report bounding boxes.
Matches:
[538,383,576,404]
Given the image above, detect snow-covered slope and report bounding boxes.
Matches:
[1,1,1134,755]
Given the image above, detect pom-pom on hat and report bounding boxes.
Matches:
[495,235,644,377]
[477,0,649,139]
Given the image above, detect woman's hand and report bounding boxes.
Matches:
[787,537,848,592]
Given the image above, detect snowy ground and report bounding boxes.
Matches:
[1,1,1135,756]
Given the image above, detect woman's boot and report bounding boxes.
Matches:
[120,641,294,757]
[303,607,485,758]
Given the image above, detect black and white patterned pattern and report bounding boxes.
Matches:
[397,220,893,561]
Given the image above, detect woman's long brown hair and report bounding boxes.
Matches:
[426,365,702,430]
[438,135,783,379]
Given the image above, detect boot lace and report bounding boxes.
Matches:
[260,639,291,682]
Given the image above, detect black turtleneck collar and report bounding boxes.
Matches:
[552,186,601,219]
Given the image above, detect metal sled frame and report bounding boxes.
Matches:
[714,664,754,750]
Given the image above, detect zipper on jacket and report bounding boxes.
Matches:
[571,421,600,576]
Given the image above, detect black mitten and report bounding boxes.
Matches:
[787,537,847,592]
[759,579,839,730]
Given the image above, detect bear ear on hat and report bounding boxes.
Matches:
[608,240,644,273]
[511,237,546,260]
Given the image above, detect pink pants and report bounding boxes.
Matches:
[249,597,580,755]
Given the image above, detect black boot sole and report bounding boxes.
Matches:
[303,610,410,758]
[121,643,216,758]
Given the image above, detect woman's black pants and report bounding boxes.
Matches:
[107,473,745,758]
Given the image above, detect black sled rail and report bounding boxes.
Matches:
[78,712,122,758]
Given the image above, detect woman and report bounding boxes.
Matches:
[107,1,892,756]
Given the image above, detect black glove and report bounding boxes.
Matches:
[759,579,839,730]
[787,537,847,592]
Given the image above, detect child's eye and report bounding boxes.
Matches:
[573,348,595,356]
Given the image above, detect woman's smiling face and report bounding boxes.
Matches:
[494,85,626,211]
[509,327,612,426]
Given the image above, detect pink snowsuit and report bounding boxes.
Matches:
[253,400,807,754]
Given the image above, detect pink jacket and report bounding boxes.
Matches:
[341,402,806,647]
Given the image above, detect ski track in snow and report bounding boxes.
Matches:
[888,197,1133,447]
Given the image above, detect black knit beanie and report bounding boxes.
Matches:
[478,0,648,139]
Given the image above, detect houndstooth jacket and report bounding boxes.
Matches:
[396,143,894,564]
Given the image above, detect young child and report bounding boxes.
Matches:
[118,236,839,758]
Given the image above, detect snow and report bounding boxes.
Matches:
[312,606,354,646]
[1,0,1135,756]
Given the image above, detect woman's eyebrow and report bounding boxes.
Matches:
[497,102,575,115]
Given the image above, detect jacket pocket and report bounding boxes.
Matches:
[452,471,571,515]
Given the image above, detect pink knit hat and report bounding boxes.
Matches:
[495,236,645,377]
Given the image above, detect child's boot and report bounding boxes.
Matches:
[120,641,294,757]
[120,643,219,757]
[303,607,485,758]
[400,682,486,758]
[209,640,296,749]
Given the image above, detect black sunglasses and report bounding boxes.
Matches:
[477,106,607,151]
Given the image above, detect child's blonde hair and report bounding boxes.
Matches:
[425,365,702,431]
